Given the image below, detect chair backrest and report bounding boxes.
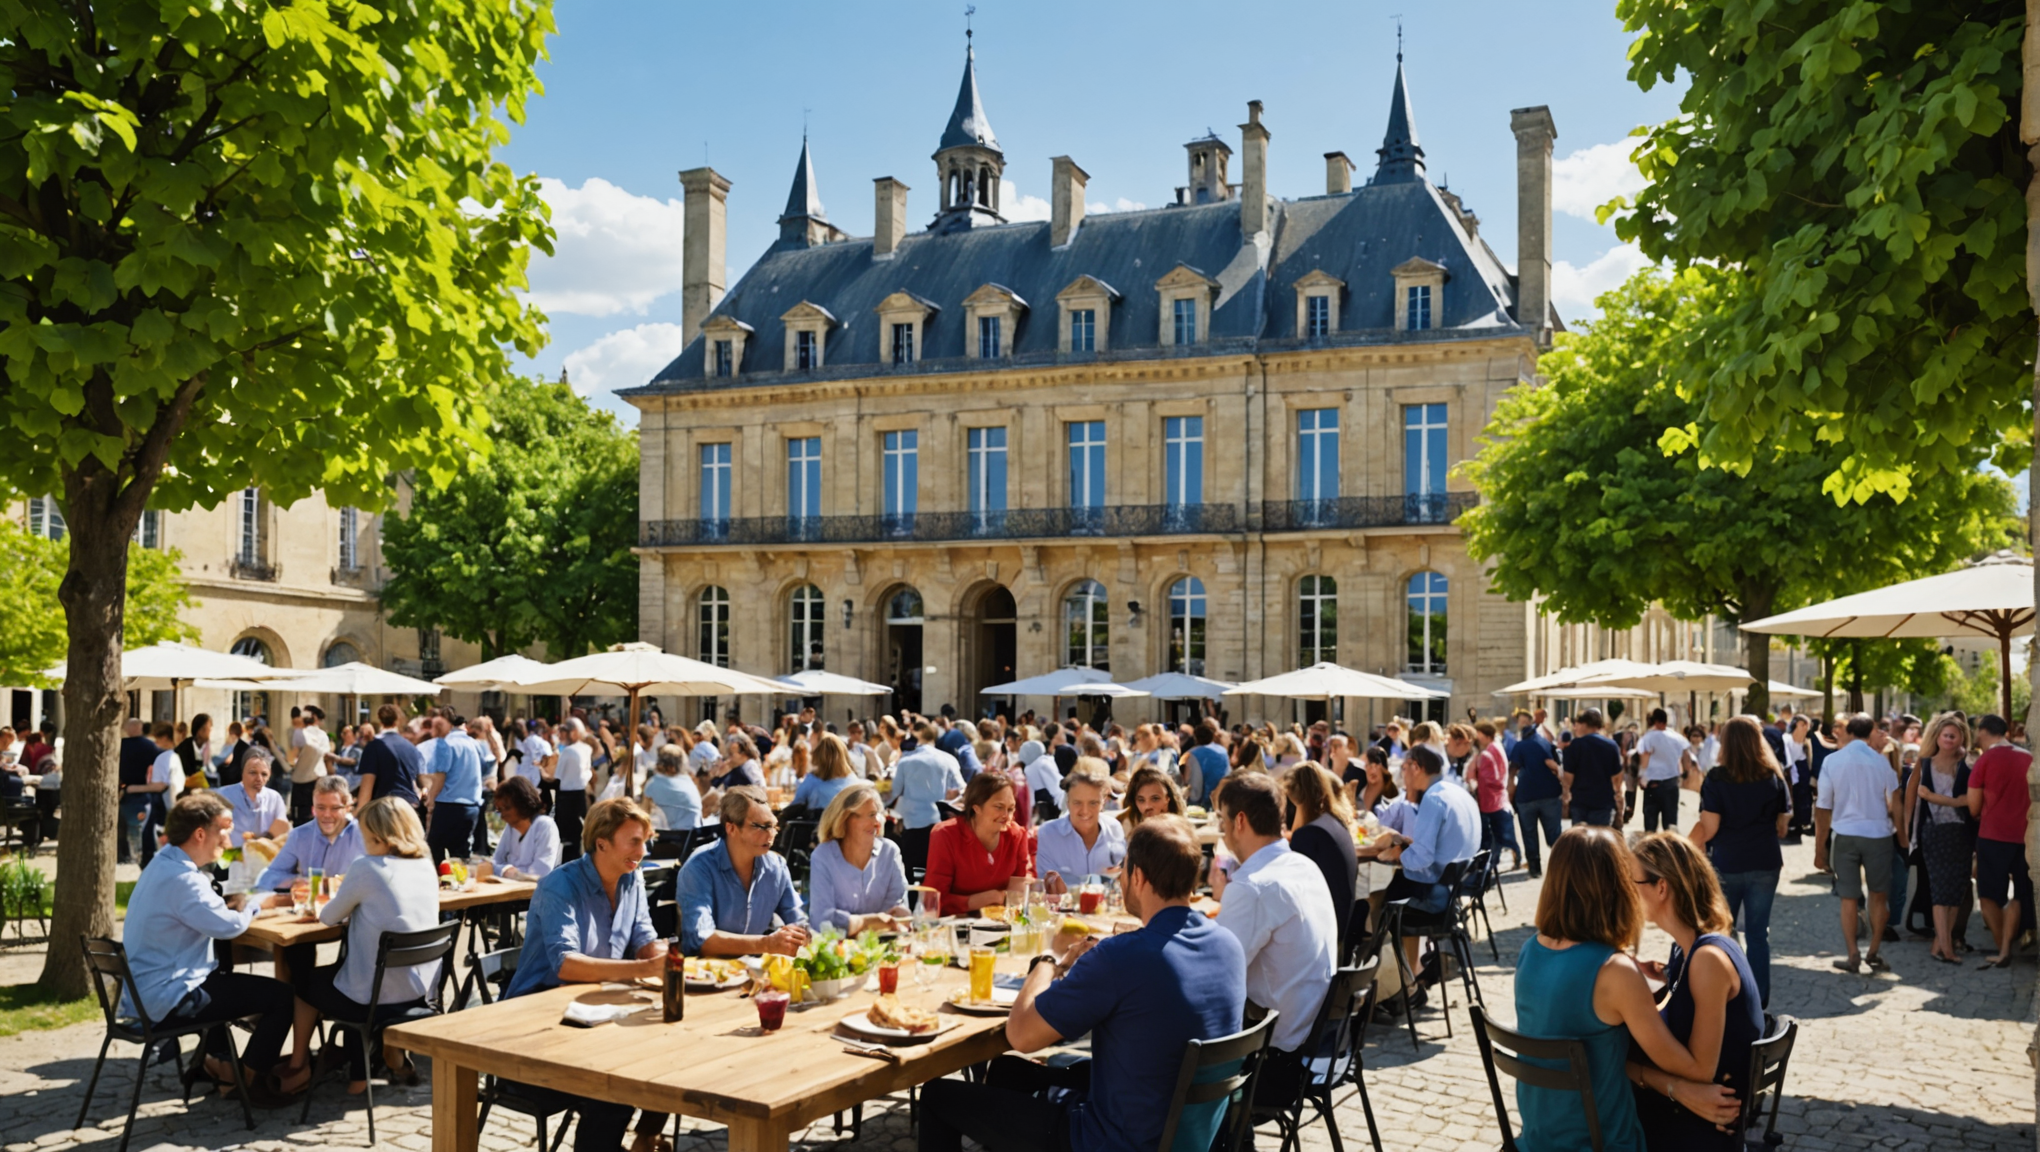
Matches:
[466,944,522,1006]
[79,936,145,1031]
[1458,849,1492,896]
[369,919,462,1014]
[1469,1004,1603,1152]
[1739,1013,1798,1135]
[1310,957,1380,1076]
[1155,1011,1278,1152]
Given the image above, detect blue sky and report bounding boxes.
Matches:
[502,0,1687,420]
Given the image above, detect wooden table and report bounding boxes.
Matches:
[386,958,1020,1152]
[237,878,537,981]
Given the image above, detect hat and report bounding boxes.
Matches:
[1019,740,1046,764]
[694,720,718,738]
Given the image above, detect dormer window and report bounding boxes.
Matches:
[1056,275,1120,354]
[699,315,754,380]
[1173,299,1196,345]
[1291,269,1345,342]
[780,300,837,372]
[875,290,939,366]
[1154,264,1219,347]
[1071,310,1095,351]
[1390,257,1449,333]
[1307,297,1329,338]
[713,340,734,377]
[963,283,1027,361]
[978,316,1001,359]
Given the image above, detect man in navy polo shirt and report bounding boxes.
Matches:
[1560,708,1626,827]
[919,815,1245,1152]
[1509,719,1562,877]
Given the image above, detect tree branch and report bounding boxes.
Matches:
[112,371,208,527]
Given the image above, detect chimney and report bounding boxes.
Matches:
[1050,156,1089,248]
[678,166,731,347]
[1509,106,1557,339]
[1324,151,1354,195]
[873,177,909,260]
[1240,100,1270,239]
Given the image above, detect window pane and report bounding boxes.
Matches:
[1173,298,1196,345]
[1168,577,1207,675]
[1072,309,1095,352]
[1406,571,1448,673]
[789,584,825,671]
[979,315,1000,359]
[698,586,730,667]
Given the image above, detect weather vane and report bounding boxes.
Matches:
[966,4,975,43]
[1392,14,1404,61]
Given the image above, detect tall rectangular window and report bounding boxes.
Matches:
[1070,309,1096,352]
[1404,402,1448,522]
[786,437,822,533]
[967,426,1007,529]
[882,430,918,529]
[712,339,734,377]
[891,322,915,364]
[1306,295,1331,339]
[978,315,1001,359]
[418,627,442,667]
[795,330,818,371]
[1297,408,1340,503]
[237,488,260,564]
[1066,421,1106,511]
[28,496,65,541]
[337,507,357,569]
[135,509,161,550]
[699,443,732,525]
[1405,284,1432,330]
[1164,416,1204,509]
[1172,298,1197,345]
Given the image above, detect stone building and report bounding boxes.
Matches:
[627,47,1674,726]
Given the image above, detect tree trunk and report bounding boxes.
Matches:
[1821,654,1836,726]
[1739,583,1775,719]
[38,472,139,998]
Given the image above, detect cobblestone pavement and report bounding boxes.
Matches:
[1,830,2033,1152]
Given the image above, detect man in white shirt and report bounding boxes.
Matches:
[554,718,593,862]
[1210,771,1337,1107]
[224,748,290,847]
[1635,708,1693,833]
[289,706,331,826]
[1021,739,1064,819]
[142,723,183,866]
[1813,713,1906,974]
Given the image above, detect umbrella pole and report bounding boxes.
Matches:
[627,689,641,800]
[1999,628,2015,724]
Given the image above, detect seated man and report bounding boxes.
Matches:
[676,788,809,957]
[920,816,1246,1152]
[503,797,670,1152]
[122,793,304,1106]
[1365,745,1479,1013]
[257,774,364,891]
[223,747,290,848]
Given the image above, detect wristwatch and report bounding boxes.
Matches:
[1029,953,1059,977]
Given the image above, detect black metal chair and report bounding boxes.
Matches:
[463,946,580,1150]
[1738,1013,1798,1149]
[648,824,721,863]
[459,943,521,1010]
[1155,1012,1278,1152]
[638,861,678,939]
[1251,958,1384,1152]
[1379,858,1480,1047]
[75,936,257,1152]
[1459,848,1503,959]
[776,817,820,884]
[1470,1004,1604,1152]
[297,919,461,1143]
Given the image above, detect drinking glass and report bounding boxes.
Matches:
[967,946,996,1003]
[290,876,312,915]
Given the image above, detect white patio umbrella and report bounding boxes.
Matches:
[265,662,446,697]
[1577,660,1756,694]
[1534,684,1664,700]
[1742,552,2035,719]
[43,640,292,689]
[979,666,1151,698]
[776,670,895,697]
[1121,672,1239,700]
[1765,680,1823,699]
[1224,662,1448,701]
[1494,658,1661,697]
[434,653,557,691]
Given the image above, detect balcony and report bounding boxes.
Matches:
[1260,492,1476,531]
[228,557,279,582]
[642,503,1243,547]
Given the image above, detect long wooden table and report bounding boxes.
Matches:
[386,956,1021,1152]
[236,878,537,980]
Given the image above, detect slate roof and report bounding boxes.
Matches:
[938,47,998,153]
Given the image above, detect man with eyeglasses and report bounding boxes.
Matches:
[675,786,810,957]
[257,774,364,891]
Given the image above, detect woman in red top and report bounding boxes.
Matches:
[925,770,1033,917]
[1473,721,1522,872]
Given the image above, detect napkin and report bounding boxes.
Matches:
[561,1000,643,1027]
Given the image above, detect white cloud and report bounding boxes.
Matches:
[526,177,687,317]
[562,322,687,396]
[1087,197,1148,214]
[1551,140,1647,221]
[1551,242,1655,322]
[1000,180,1052,222]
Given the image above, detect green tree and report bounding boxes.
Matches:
[1804,636,1956,712]
[1613,0,2027,502]
[381,377,638,662]
[0,522,197,686]
[1461,267,2016,717]
[0,1,554,995]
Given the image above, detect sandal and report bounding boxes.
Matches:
[1830,957,1862,974]
[384,1056,420,1087]
[1864,954,1889,971]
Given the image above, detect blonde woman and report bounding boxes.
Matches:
[1907,712,1978,964]
[809,782,910,933]
[791,733,856,812]
[1270,732,1307,775]
[282,797,440,1094]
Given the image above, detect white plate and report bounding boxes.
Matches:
[839,1010,957,1044]
[945,985,1018,1015]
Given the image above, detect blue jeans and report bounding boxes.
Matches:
[118,795,151,863]
[1641,777,1681,832]
[1574,806,1616,827]
[1481,809,1521,867]
[1516,797,1562,873]
[1718,868,1779,1008]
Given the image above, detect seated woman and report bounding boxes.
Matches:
[676,788,810,956]
[1513,826,1740,1151]
[503,798,670,1152]
[1283,764,1359,946]
[642,743,703,831]
[1035,763,1126,894]
[808,782,910,933]
[1627,832,1764,1151]
[790,733,858,814]
[1116,765,1185,836]
[280,798,441,1094]
[926,770,1035,917]
[491,776,562,880]
[712,733,764,790]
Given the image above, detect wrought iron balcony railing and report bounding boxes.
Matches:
[1259,492,1476,531]
[642,503,1242,547]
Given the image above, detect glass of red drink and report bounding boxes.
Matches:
[755,990,790,1032]
[877,962,900,995]
[1078,887,1102,914]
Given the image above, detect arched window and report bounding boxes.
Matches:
[698,586,730,668]
[322,641,359,668]
[1299,575,1337,664]
[789,584,825,672]
[1406,571,1448,674]
[1063,580,1109,670]
[886,587,925,624]
[229,636,271,723]
[1168,577,1206,676]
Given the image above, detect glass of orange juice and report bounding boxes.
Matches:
[968,945,996,1004]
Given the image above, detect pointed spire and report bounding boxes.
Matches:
[938,44,999,153]
[1371,58,1427,185]
[780,135,825,223]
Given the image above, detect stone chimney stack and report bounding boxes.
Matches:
[1240,100,1270,239]
[1324,151,1354,195]
[678,166,730,346]
[1050,156,1089,249]
[1509,106,1557,339]
[873,177,909,260]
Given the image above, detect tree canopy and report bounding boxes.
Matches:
[1461,267,2018,713]
[380,376,638,663]
[1613,0,2027,502]
[0,522,196,687]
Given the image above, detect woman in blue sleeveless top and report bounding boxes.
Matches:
[1512,827,1741,1151]
[1627,833,1766,1150]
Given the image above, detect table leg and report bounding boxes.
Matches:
[725,1116,787,1152]
[431,1059,479,1152]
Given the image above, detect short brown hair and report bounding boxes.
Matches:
[1631,832,1732,935]
[151,722,175,742]
[495,775,542,820]
[1214,771,1283,837]
[720,786,766,829]
[377,703,402,728]
[164,792,231,847]
[958,769,1014,823]
[1282,763,1354,830]
[1125,814,1201,901]
[1535,826,1643,950]
[582,797,654,854]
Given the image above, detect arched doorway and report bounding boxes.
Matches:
[884,587,925,715]
[965,585,1018,719]
[229,636,272,724]
[322,640,365,724]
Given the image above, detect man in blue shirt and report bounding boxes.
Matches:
[1560,708,1626,827]
[889,722,963,874]
[1369,746,1480,1013]
[116,719,158,865]
[1186,719,1230,807]
[222,748,289,847]
[935,719,982,780]
[257,775,365,890]
[123,793,303,1105]
[421,715,486,865]
[353,703,422,811]
[676,789,809,956]
[1508,721,1563,877]
[920,815,1245,1152]
[503,797,671,1152]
